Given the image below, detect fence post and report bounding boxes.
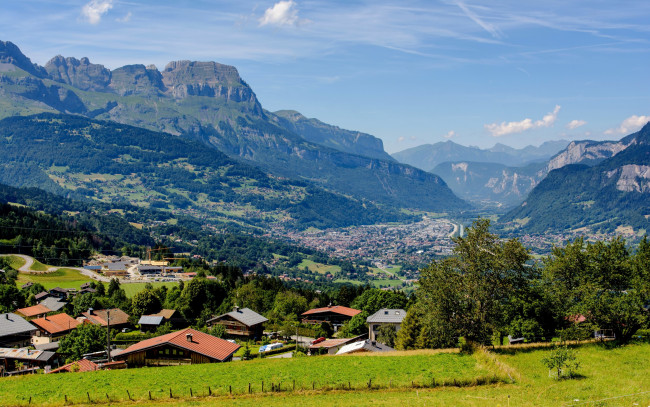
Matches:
[262,381,264,392]
[87,392,91,402]
[149,391,152,400]
[127,390,132,401]
[293,379,295,391]
[169,388,173,398]
[249,383,251,394]
[368,378,372,389]
[190,388,193,397]
[229,385,232,395]
[208,386,212,396]
[64,395,67,404]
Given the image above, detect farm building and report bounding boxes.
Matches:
[0,347,57,375]
[206,306,267,339]
[0,313,37,348]
[48,358,98,374]
[14,304,50,320]
[115,328,240,366]
[366,308,406,342]
[138,315,164,332]
[30,313,80,344]
[301,305,361,331]
[79,308,130,331]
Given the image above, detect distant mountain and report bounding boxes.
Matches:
[392,140,569,172]
[501,123,650,234]
[270,110,394,161]
[0,113,418,230]
[0,40,467,213]
[432,161,545,208]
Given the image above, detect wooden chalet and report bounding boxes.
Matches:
[206,306,267,339]
[31,313,80,344]
[0,313,38,348]
[301,305,361,331]
[115,328,240,367]
[79,308,130,331]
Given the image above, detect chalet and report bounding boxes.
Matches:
[30,313,80,344]
[151,309,186,328]
[301,305,361,331]
[0,313,38,347]
[39,297,66,312]
[14,304,51,320]
[80,282,91,290]
[0,347,57,375]
[21,282,33,290]
[366,308,406,342]
[79,308,130,331]
[115,328,240,366]
[48,287,69,300]
[138,315,164,332]
[335,339,394,355]
[206,306,268,339]
[34,291,50,302]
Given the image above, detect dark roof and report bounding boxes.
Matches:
[302,305,361,318]
[117,328,240,362]
[366,309,406,324]
[208,307,268,327]
[0,313,37,338]
[39,297,66,312]
[34,292,50,301]
[81,308,130,326]
[105,262,128,271]
[138,315,164,326]
[21,282,33,290]
[49,287,68,293]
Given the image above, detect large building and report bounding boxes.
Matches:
[301,305,362,331]
[115,328,240,366]
[206,307,267,339]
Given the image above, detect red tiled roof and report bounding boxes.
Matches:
[31,313,80,334]
[81,308,130,326]
[49,359,98,374]
[118,328,240,362]
[301,305,361,317]
[309,338,352,349]
[15,304,51,317]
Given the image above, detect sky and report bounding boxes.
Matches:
[1,0,649,153]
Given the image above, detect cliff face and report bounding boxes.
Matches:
[546,140,630,172]
[109,64,165,96]
[44,56,111,92]
[0,40,46,77]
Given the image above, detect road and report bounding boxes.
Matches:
[0,254,58,273]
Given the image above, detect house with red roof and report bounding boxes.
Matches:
[115,328,240,367]
[301,305,362,331]
[14,304,51,320]
[30,313,80,345]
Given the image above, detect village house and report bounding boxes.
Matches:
[14,304,50,320]
[301,305,361,331]
[0,347,57,375]
[48,287,69,300]
[206,306,267,339]
[30,313,80,345]
[151,309,186,328]
[138,315,164,332]
[0,313,38,348]
[115,328,240,366]
[79,308,130,331]
[366,308,406,342]
[39,297,66,312]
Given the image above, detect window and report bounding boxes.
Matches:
[165,349,170,355]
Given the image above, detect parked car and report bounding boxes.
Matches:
[311,337,326,345]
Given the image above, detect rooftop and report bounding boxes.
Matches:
[208,307,268,327]
[15,304,51,318]
[138,315,164,326]
[366,309,407,324]
[81,308,130,326]
[39,297,66,312]
[31,313,80,335]
[302,305,361,318]
[0,313,37,338]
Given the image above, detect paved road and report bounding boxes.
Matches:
[0,254,58,273]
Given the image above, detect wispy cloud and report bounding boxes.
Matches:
[259,0,304,27]
[605,115,649,135]
[485,105,560,137]
[81,0,113,25]
[443,130,456,139]
[116,11,132,23]
[566,119,586,130]
[453,0,502,39]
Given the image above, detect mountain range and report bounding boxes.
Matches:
[0,40,466,214]
[501,123,650,234]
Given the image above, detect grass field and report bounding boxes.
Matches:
[28,259,49,271]
[121,282,180,298]
[3,342,649,406]
[5,255,26,270]
[15,268,91,290]
[297,259,341,275]
[0,350,493,406]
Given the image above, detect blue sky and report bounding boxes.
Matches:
[1,0,649,152]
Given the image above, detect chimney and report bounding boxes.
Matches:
[88,308,94,315]
[186,333,193,343]
[5,314,8,320]
[233,306,240,313]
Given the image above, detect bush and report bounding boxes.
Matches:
[541,346,580,379]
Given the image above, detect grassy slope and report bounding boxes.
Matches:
[0,350,489,406]
[16,268,91,290]
[120,282,179,298]
[3,343,649,406]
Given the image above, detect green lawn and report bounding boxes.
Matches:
[4,255,26,269]
[121,282,180,298]
[371,279,404,289]
[0,350,490,406]
[16,268,91,290]
[29,259,49,271]
[298,259,341,275]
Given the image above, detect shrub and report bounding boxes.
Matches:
[541,346,581,379]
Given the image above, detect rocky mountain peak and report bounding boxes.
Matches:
[44,55,111,92]
[0,40,46,77]
[108,64,165,96]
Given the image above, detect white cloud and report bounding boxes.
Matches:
[485,105,560,137]
[259,1,301,27]
[443,130,455,139]
[398,136,406,142]
[566,119,586,130]
[116,12,132,23]
[604,115,650,135]
[82,0,114,25]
